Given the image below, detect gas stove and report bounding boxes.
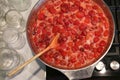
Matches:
[46,0,120,80]
[93,0,120,77]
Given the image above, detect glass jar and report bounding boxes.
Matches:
[7,0,32,12]
[0,48,25,78]
[2,28,26,49]
[5,10,26,32]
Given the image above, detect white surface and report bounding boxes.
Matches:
[9,0,46,80]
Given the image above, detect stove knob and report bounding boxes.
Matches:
[95,61,105,71]
[110,61,120,70]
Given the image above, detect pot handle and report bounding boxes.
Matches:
[60,66,95,80]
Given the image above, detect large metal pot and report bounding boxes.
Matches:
[26,0,115,79]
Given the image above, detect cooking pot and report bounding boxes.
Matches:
[26,0,115,79]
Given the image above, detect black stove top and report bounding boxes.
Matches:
[46,0,120,80]
[92,0,120,77]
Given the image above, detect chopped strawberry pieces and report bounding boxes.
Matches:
[94,31,102,37]
[97,47,103,53]
[104,30,109,36]
[52,26,60,33]
[88,10,96,17]
[79,23,87,31]
[55,59,61,65]
[94,52,99,58]
[80,0,84,2]
[74,1,80,7]
[94,37,99,43]
[73,20,80,25]
[58,36,67,43]
[37,12,46,20]
[36,28,41,34]
[61,50,67,57]
[70,4,79,12]
[92,5,99,10]
[85,52,94,60]
[69,57,77,63]
[85,0,90,2]
[48,18,53,23]
[104,21,109,28]
[57,16,63,24]
[93,48,97,53]
[79,6,84,11]
[81,31,87,36]
[45,56,53,63]
[76,12,84,19]
[86,4,92,9]
[33,36,37,43]
[47,6,57,14]
[61,0,67,2]
[33,22,37,28]
[61,3,70,13]
[75,62,81,68]
[68,42,74,47]
[99,40,106,46]
[79,47,84,52]
[93,16,100,22]
[84,16,91,23]
[72,45,79,52]
[79,58,85,64]
[60,60,67,66]
[84,44,91,50]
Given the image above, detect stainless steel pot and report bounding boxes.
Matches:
[26,0,115,79]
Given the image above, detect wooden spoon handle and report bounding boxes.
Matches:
[7,46,50,77]
[7,33,60,77]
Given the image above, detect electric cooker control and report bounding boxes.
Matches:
[95,61,105,71]
[110,61,120,70]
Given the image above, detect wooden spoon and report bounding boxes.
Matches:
[7,33,60,77]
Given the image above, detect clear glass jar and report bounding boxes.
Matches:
[0,0,9,17]
[0,48,24,71]
[5,10,26,32]
[0,8,4,18]
[7,0,32,12]
[0,17,7,31]
[2,28,26,49]
[0,48,24,78]
[0,40,7,49]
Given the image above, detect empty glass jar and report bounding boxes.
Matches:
[2,28,26,50]
[7,0,32,12]
[0,48,24,71]
[0,17,7,31]
[0,40,7,49]
[0,48,25,78]
[5,10,26,32]
[0,8,5,18]
[0,0,9,17]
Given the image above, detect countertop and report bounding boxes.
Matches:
[8,0,46,80]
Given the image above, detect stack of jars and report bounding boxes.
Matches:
[0,0,32,80]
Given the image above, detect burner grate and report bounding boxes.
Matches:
[93,0,120,77]
[104,0,120,56]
